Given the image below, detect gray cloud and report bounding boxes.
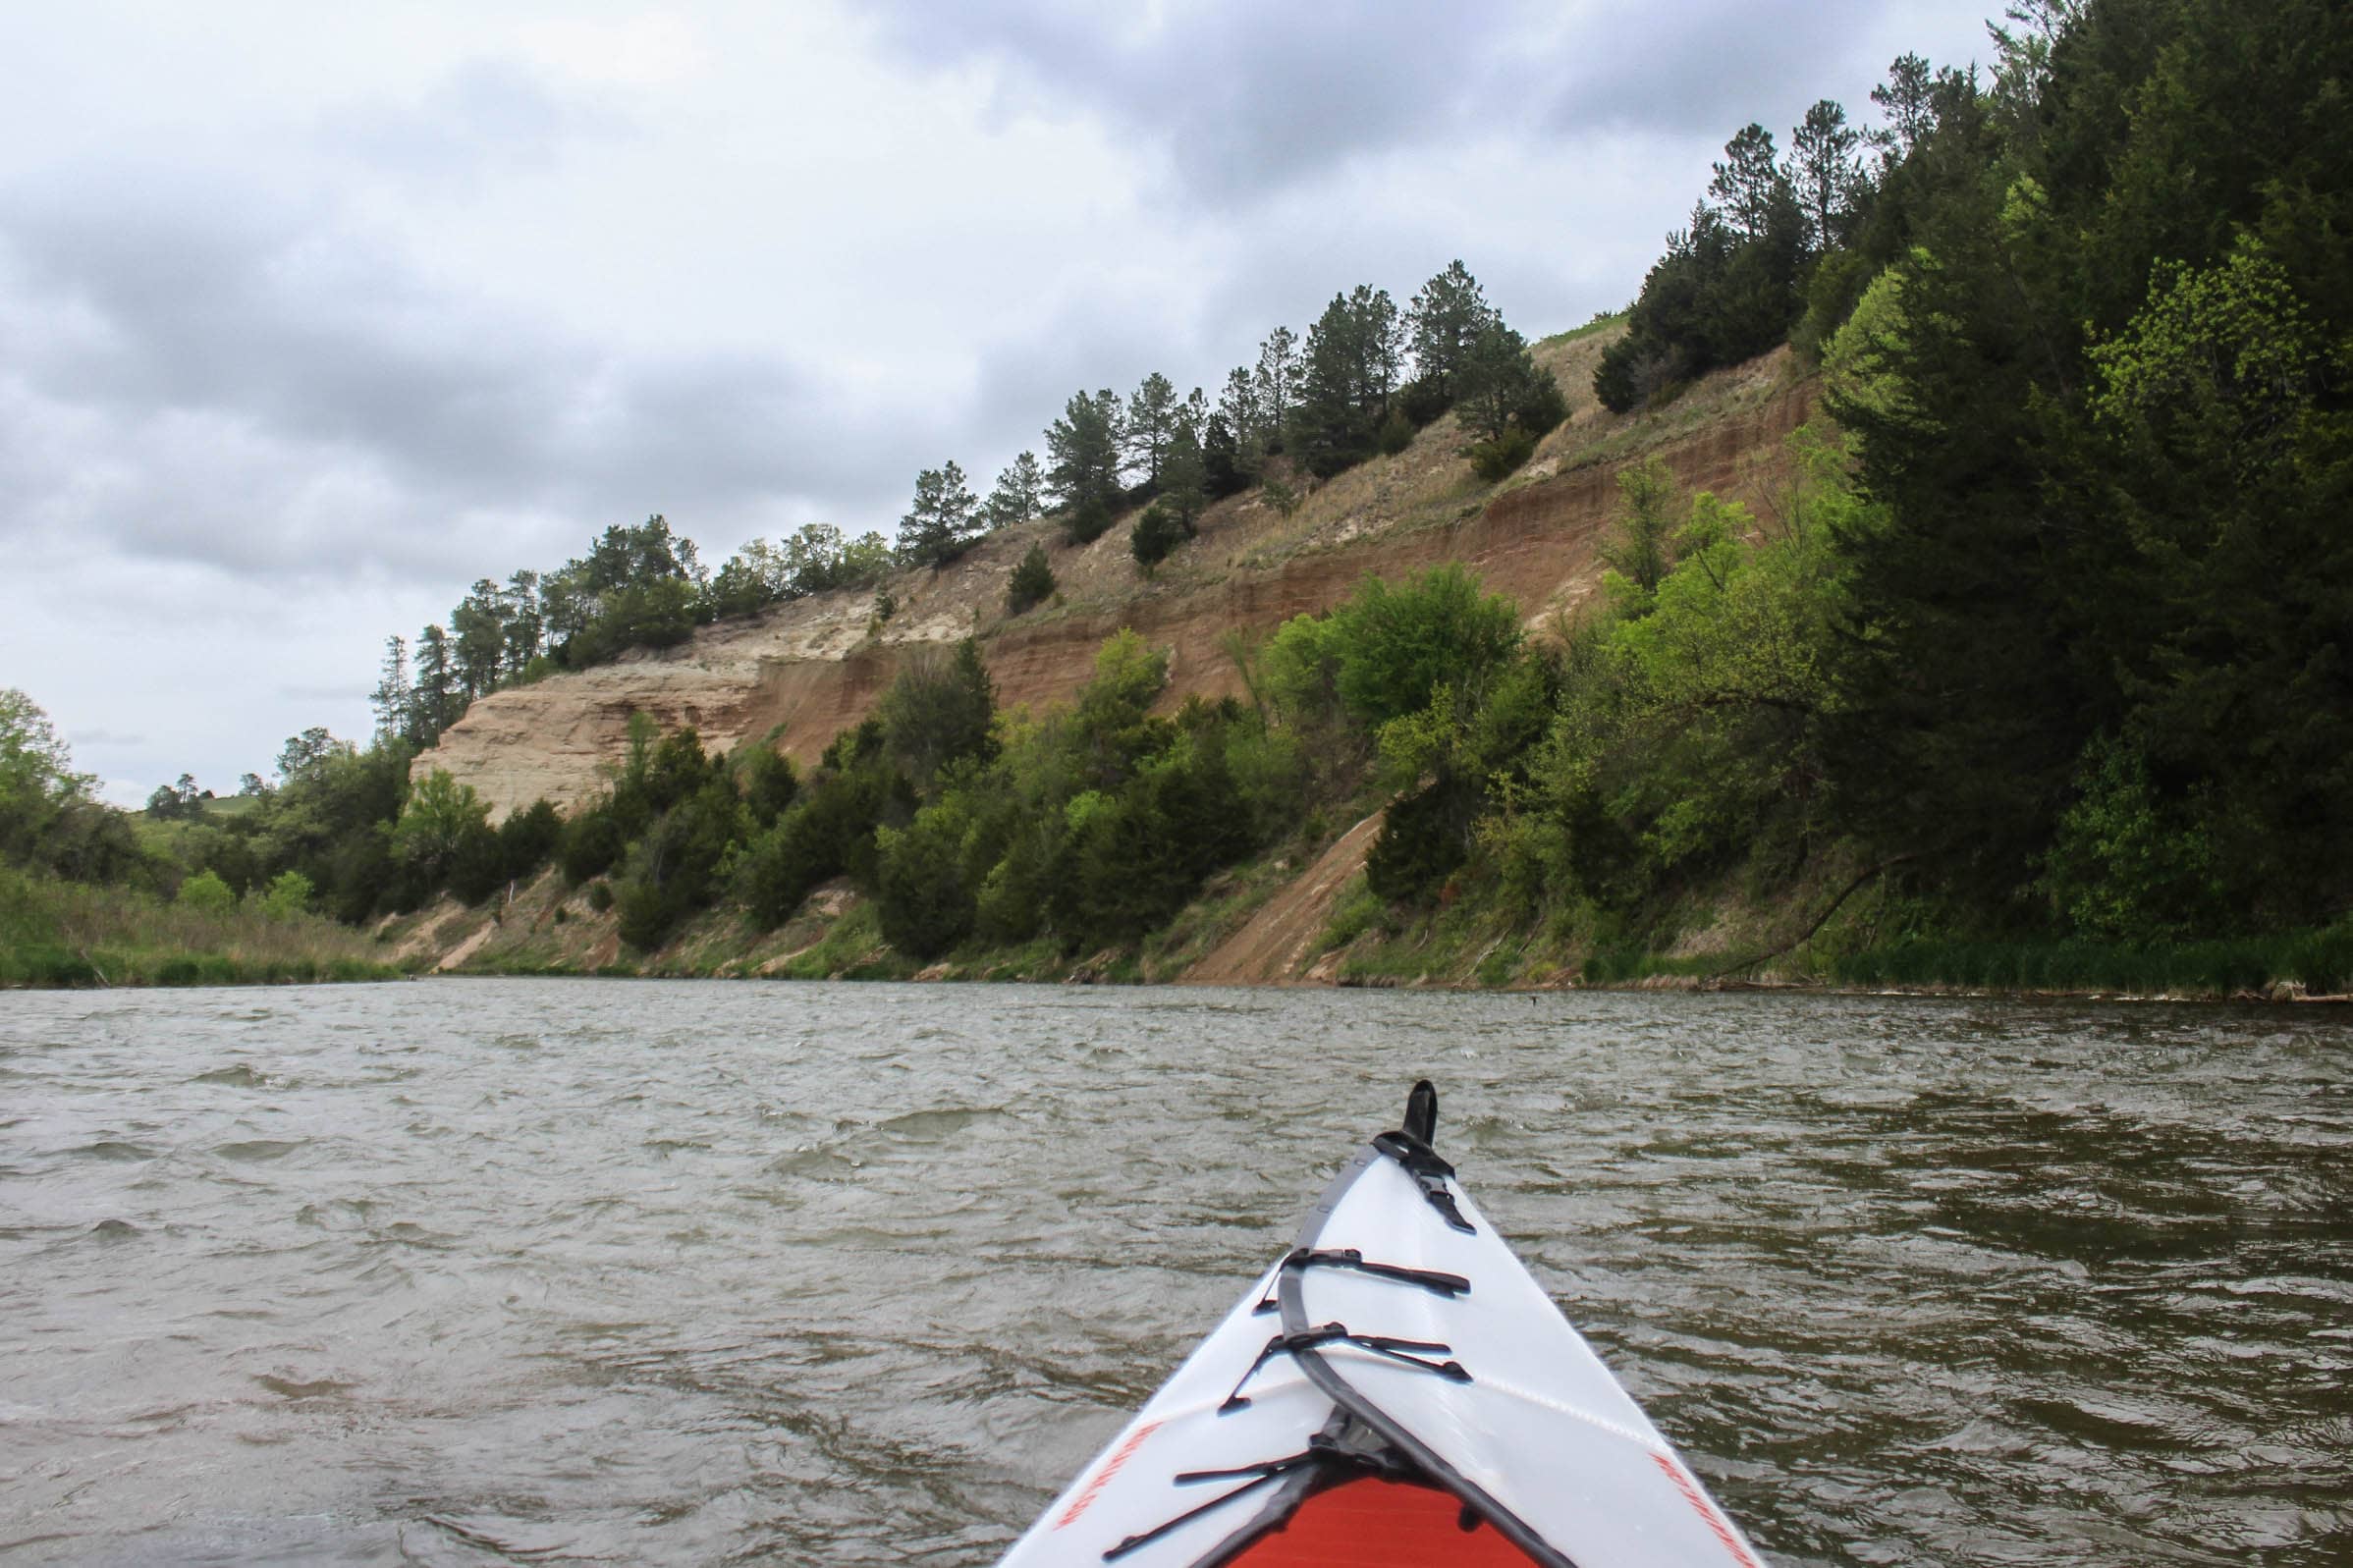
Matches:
[863,0,1525,200]
[0,0,2001,797]
[0,175,942,584]
[864,1,1995,202]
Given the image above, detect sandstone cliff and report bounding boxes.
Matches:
[416,329,1817,819]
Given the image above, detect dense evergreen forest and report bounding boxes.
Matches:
[5,0,2347,991]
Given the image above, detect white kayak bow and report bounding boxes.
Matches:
[999,1083,1764,1568]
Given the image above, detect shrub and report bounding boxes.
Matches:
[1225,722,1311,841]
[614,876,684,952]
[1006,543,1057,615]
[1377,406,1415,456]
[585,879,615,912]
[974,833,1053,945]
[1397,375,1451,428]
[391,769,494,892]
[1063,494,1114,546]
[735,746,798,830]
[1049,741,1252,944]
[737,769,900,927]
[2040,735,2222,941]
[252,869,313,919]
[176,869,234,912]
[1466,427,1539,481]
[446,819,508,904]
[874,803,977,959]
[1321,878,1389,951]
[1365,781,1473,903]
[559,802,625,884]
[1130,501,1188,573]
[608,778,741,947]
[879,641,996,787]
[499,799,564,882]
[1328,565,1523,729]
[642,729,717,814]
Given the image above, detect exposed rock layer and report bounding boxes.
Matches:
[418,345,1815,818]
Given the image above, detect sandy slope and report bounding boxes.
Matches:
[415,331,1815,823]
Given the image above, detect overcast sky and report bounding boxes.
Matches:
[1,1,1997,804]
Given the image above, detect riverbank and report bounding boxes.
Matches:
[13,834,2347,1001]
[0,869,417,988]
[344,838,2353,1003]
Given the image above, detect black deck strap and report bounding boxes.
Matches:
[1285,1246,1470,1298]
[1113,1427,1435,1562]
[1103,1465,1301,1561]
[1371,1130,1476,1234]
[1175,1454,1319,1487]
[1176,1431,1405,1487]
[1219,1323,1470,1413]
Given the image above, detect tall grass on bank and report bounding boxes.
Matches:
[0,869,413,988]
[1829,926,2353,998]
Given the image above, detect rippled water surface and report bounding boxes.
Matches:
[2,980,2347,1565]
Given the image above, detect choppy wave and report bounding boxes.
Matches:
[0,980,2346,1564]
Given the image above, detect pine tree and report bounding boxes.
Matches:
[410,624,459,745]
[1405,260,1498,405]
[1709,124,1787,239]
[370,634,411,745]
[1869,53,1937,162]
[1456,322,1568,445]
[502,570,543,676]
[1203,411,1245,497]
[1123,372,1179,487]
[984,452,1047,529]
[1046,388,1125,543]
[1218,366,1264,461]
[1253,327,1299,452]
[1786,99,1863,252]
[899,460,980,568]
[1293,288,1403,477]
[450,579,507,698]
[1356,285,1406,409]
[1160,414,1209,535]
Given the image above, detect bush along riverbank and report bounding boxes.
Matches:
[374,523,2350,1004]
[0,868,417,988]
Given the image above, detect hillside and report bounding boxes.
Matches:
[415,323,1816,820]
[24,1,2344,1000]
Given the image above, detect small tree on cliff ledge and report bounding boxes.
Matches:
[1007,543,1057,615]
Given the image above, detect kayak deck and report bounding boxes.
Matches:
[1000,1085,1761,1568]
[1220,1476,1541,1565]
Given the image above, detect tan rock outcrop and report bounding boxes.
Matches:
[416,337,1816,819]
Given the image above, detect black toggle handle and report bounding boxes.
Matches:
[1403,1079,1438,1147]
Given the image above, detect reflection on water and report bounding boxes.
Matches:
[0,980,2346,1564]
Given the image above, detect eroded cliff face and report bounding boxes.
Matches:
[416,336,1816,819]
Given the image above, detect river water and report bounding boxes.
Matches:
[1,980,2346,1565]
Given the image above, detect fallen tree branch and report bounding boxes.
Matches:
[1707,853,1916,981]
